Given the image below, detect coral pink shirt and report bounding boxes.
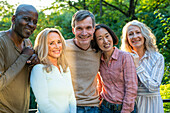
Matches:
[99,47,138,113]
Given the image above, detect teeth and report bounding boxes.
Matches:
[104,44,110,48]
[79,35,91,39]
[26,29,31,33]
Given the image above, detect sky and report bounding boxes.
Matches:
[5,0,56,10]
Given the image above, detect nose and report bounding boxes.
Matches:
[81,29,87,35]
[55,43,60,48]
[28,21,36,28]
[103,37,108,43]
[132,33,138,39]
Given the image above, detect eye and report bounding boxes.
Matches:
[33,20,38,25]
[136,31,141,34]
[129,33,133,36]
[87,26,92,30]
[58,40,62,44]
[97,37,102,41]
[105,35,109,38]
[50,41,54,45]
[23,17,30,22]
[77,27,82,30]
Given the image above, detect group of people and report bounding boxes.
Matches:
[0,4,164,113]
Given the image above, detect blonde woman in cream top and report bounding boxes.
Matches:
[30,28,76,113]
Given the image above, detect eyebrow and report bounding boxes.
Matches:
[105,32,109,35]
[97,32,109,38]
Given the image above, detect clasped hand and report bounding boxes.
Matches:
[130,50,139,68]
[21,47,40,66]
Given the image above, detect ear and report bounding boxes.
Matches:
[11,15,16,24]
[72,28,75,35]
[92,26,95,33]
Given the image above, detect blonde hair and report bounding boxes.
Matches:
[120,20,158,53]
[34,28,68,73]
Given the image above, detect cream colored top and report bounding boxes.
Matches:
[66,39,101,107]
[30,64,76,113]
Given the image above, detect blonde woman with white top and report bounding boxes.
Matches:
[30,28,76,113]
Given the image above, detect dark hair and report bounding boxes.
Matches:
[15,4,37,16]
[71,10,95,28]
[91,24,119,52]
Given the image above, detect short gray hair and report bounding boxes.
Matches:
[71,10,95,28]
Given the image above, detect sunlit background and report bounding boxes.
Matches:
[5,0,56,10]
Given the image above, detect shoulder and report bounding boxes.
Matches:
[65,38,77,50]
[0,32,9,49]
[31,64,47,80]
[32,64,45,71]
[149,51,164,60]
[0,31,6,37]
[0,31,8,42]
[66,38,74,45]
[118,49,131,57]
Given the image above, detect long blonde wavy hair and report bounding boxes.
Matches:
[120,20,158,53]
[34,28,68,73]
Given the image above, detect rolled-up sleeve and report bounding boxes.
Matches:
[0,50,30,91]
[136,53,164,92]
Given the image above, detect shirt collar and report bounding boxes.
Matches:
[140,50,149,60]
[101,46,119,61]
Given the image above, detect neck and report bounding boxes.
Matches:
[103,48,114,62]
[49,58,58,67]
[6,29,24,51]
[49,58,61,72]
[7,29,24,44]
[74,38,90,50]
[80,44,90,50]
[134,47,145,60]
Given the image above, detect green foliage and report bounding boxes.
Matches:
[154,10,170,85]
[29,88,37,109]
[160,84,170,112]
[0,1,14,31]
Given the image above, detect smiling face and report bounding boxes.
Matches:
[95,28,113,53]
[72,17,95,49]
[12,6,38,39]
[127,25,145,51]
[47,32,63,61]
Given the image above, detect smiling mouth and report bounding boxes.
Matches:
[79,35,91,39]
[54,50,60,53]
[25,29,32,34]
[132,41,140,44]
[104,44,110,48]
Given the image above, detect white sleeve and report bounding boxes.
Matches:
[30,64,58,113]
[67,68,76,113]
[136,54,164,92]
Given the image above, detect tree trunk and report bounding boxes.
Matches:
[100,0,103,17]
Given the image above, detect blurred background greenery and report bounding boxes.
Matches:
[0,0,169,112]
